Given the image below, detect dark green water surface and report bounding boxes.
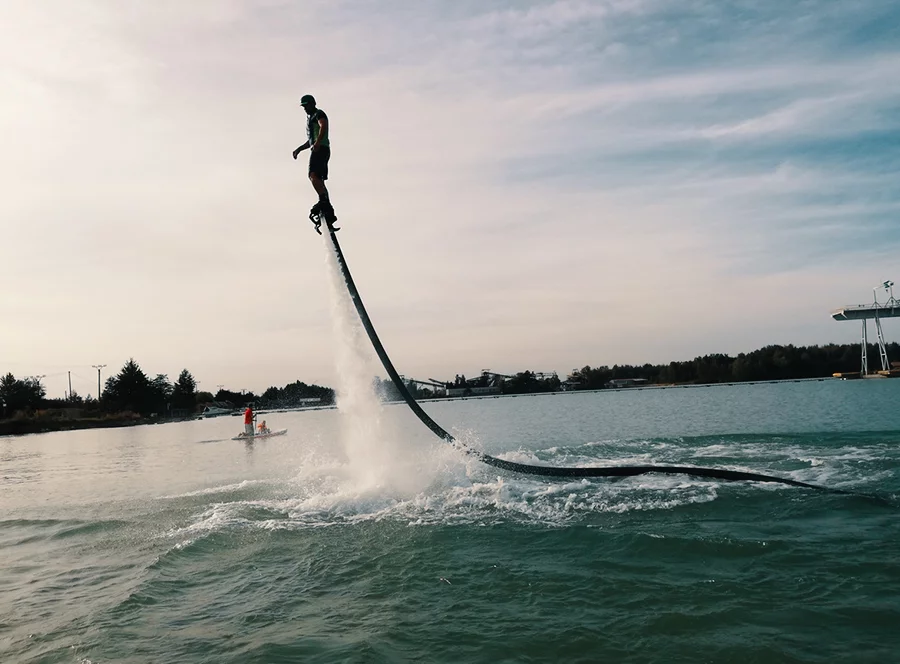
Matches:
[2,379,899,663]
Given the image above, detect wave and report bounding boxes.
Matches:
[148,425,900,553]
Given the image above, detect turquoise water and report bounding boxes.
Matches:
[2,379,900,663]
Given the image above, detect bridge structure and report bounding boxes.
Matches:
[399,376,448,396]
[831,280,899,376]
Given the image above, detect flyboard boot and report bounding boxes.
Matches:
[321,200,340,232]
[309,202,323,234]
[310,198,340,233]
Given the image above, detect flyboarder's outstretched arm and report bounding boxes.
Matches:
[292,141,310,159]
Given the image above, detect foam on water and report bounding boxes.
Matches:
[159,479,276,499]
[160,428,886,547]
[161,467,727,548]
[160,421,894,550]
[157,247,896,548]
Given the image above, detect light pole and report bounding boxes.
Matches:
[92,364,106,402]
[874,280,895,303]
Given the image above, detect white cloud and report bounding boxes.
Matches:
[1,0,898,396]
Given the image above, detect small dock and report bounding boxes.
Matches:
[831,303,900,321]
[832,370,900,380]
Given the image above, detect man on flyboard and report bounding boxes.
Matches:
[293,94,340,234]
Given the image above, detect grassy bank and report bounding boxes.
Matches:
[0,411,148,436]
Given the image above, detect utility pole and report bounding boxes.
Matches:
[92,364,106,402]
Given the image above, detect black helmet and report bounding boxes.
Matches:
[300,94,316,107]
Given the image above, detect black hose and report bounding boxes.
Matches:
[323,225,848,494]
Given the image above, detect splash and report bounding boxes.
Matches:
[322,234,442,495]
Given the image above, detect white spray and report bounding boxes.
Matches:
[321,232,436,495]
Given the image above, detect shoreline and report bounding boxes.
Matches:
[2,375,885,438]
[0,414,194,437]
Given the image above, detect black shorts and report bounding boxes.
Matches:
[309,146,330,180]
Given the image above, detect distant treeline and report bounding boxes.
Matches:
[376,343,894,401]
[259,381,335,408]
[2,342,895,420]
[1,358,335,420]
[568,343,900,389]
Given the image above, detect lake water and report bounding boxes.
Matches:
[2,379,900,663]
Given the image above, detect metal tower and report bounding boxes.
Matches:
[832,280,898,376]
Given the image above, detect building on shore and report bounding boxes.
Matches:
[606,378,649,389]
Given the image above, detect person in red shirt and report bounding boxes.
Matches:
[243,405,254,437]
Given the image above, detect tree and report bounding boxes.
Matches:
[0,373,46,416]
[502,371,560,394]
[257,380,335,408]
[214,388,258,408]
[171,369,198,411]
[374,377,401,402]
[103,359,152,415]
[1,373,20,415]
[150,374,172,414]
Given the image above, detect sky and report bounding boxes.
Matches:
[1,0,899,399]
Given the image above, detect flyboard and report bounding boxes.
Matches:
[232,428,287,441]
[313,212,852,495]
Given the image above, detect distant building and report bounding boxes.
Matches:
[446,386,500,397]
[606,378,649,389]
[198,402,234,417]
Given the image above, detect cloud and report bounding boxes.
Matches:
[1,0,898,396]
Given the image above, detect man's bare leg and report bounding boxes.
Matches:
[309,173,329,204]
[309,173,337,227]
